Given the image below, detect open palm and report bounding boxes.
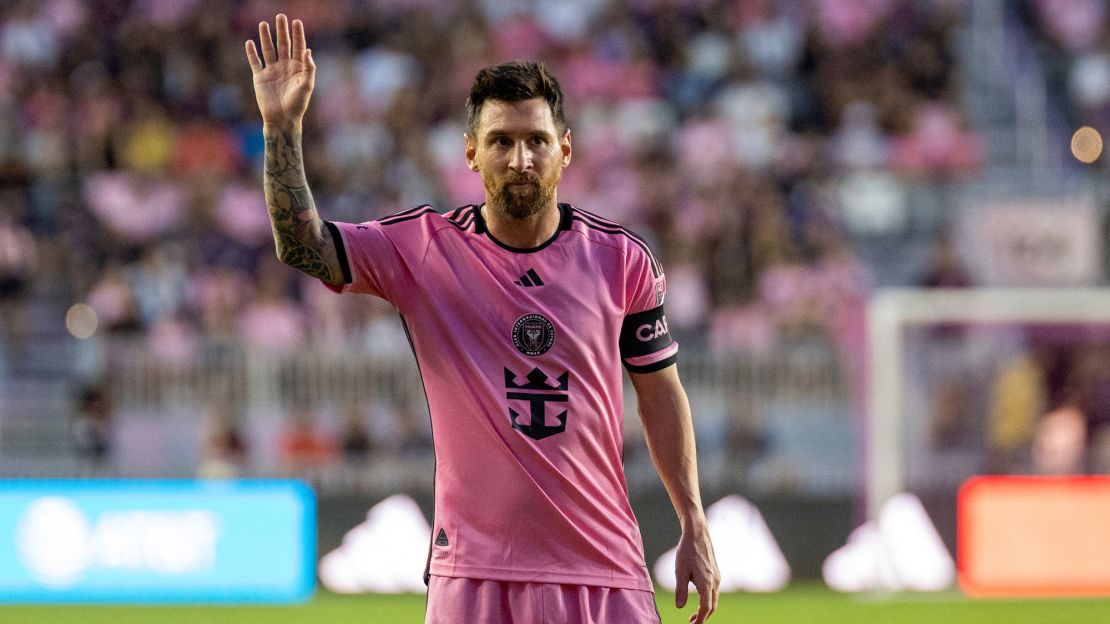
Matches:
[245,14,315,125]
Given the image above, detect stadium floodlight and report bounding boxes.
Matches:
[865,287,1110,519]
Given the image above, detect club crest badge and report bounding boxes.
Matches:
[512,313,555,357]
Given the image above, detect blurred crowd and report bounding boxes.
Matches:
[0,0,981,363]
[6,0,1110,478]
[1019,0,1110,132]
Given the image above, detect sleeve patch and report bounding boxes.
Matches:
[620,305,673,360]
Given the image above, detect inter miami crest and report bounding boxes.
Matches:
[512,313,555,357]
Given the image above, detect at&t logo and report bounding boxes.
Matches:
[16,497,220,586]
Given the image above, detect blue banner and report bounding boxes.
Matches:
[0,479,315,603]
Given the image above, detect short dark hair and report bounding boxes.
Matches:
[466,61,566,137]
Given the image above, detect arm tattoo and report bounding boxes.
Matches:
[263,122,336,283]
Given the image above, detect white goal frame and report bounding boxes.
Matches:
[866,287,1110,518]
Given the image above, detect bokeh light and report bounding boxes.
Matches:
[65,303,98,340]
[1070,126,1102,164]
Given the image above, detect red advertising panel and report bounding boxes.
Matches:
[959,476,1110,597]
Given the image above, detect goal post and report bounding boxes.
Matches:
[866,287,1110,519]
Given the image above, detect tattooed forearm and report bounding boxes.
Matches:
[263,121,337,283]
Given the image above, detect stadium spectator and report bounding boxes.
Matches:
[278,402,338,476]
[0,195,36,361]
[71,384,113,475]
[339,403,372,464]
[237,256,306,355]
[888,102,985,179]
[197,397,248,479]
[987,350,1046,472]
[1033,405,1088,475]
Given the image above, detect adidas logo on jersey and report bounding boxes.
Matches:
[514,268,545,287]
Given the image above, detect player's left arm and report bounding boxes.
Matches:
[630,365,720,624]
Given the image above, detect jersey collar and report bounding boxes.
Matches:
[473,203,573,253]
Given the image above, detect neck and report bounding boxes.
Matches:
[482,200,561,249]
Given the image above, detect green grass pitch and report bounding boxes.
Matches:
[0,585,1106,623]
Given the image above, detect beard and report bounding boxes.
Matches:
[485,169,561,221]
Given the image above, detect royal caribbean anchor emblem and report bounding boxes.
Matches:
[504,367,570,440]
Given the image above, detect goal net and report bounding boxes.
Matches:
[866,287,1110,518]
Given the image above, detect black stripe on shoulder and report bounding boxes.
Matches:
[380,206,437,226]
[380,205,435,224]
[571,208,661,276]
[572,206,622,228]
[570,215,661,278]
[445,205,474,230]
[379,205,429,222]
[574,208,656,252]
[573,207,659,262]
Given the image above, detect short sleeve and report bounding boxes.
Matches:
[323,219,412,303]
[618,244,678,373]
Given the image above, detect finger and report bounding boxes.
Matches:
[245,41,263,74]
[674,577,689,609]
[258,20,276,65]
[303,49,316,85]
[695,590,711,623]
[688,595,708,624]
[276,13,291,60]
[292,18,306,60]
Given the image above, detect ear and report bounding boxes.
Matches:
[560,128,572,167]
[464,133,479,171]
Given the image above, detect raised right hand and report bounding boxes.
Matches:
[245,14,315,126]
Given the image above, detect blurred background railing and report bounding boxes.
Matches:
[1,338,855,495]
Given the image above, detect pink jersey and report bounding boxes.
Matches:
[325,203,677,591]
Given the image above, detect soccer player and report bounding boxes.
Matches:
[246,14,720,624]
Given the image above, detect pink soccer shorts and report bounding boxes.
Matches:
[425,576,661,624]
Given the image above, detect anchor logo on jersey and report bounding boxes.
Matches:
[504,367,570,440]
